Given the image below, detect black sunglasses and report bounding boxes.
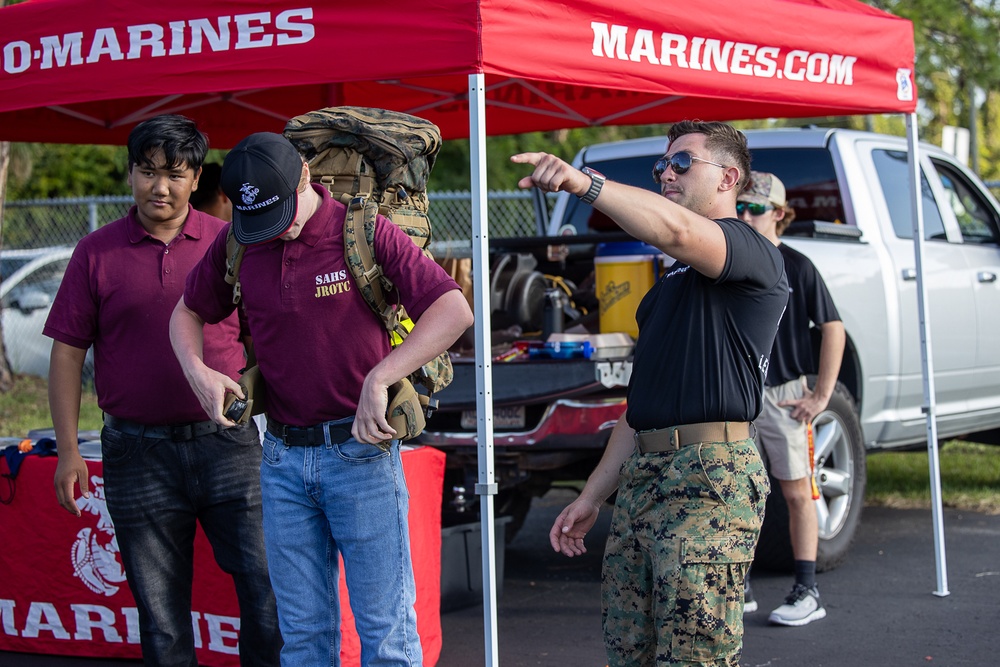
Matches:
[736,202,775,216]
[652,151,727,182]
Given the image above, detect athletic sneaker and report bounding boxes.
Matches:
[768,584,827,626]
[743,579,758,614]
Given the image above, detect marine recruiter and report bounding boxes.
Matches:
[513,120,787,667]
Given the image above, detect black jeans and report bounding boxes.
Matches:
[101,421,281,666]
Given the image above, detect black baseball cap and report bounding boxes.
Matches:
[221,132,303,244]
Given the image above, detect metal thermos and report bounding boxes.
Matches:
[542,288,566,339]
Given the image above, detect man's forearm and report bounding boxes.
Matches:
[169,298,208,379]
[511,151,728,277]
[367,290,473,388]
[579,416,633,506]
[48,342,86,456]
[586,181,723,276]
[814,320,846,402]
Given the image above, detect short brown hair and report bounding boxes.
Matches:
[668,120,751,193]
[776,205,797,235]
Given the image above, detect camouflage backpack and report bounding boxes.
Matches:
[223,108,453,439]
[282,106,453,400]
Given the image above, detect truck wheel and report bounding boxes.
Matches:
[753,381,866,572]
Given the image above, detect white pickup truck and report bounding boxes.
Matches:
[422,127,1000,570]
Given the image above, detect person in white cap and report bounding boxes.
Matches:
[170,132,473,665]
[738,170,845,626]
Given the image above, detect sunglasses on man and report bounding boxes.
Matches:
[735,202,775,216]
[651,151,727,183]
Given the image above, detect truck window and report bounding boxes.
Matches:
[568,148,847,234]
[931,160,1000,245]
[749,148,847,224]
[871,149,947,241]
[564,156,661,234]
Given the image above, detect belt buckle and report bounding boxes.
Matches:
[270,421,294,443]
[170,424,194,441]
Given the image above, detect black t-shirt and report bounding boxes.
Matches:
[625,218,788,430]
[765,243,841,386]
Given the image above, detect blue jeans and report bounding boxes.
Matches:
[102,421,281,667]
[260,418,421,667]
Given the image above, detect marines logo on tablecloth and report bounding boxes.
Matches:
[72,475,127,596]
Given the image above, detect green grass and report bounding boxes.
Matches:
[865,440,1000,514]
[549,440,1000,516]
[1,374,997,515]
[0,374,103,437]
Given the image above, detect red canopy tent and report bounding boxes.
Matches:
[3,1,946,665]
[0,0,914,145]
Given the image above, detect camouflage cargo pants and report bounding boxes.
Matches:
[602,439,769,666]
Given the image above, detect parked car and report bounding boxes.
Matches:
[0,246,92,379]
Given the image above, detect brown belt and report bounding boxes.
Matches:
[634,421,752,454]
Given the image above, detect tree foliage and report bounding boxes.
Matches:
[873,0,1000,104]
[6,145,230,201]
[6,2,1000,196]
[433,125,670,191]
[871,0,1000,174]
[6,144,130,200]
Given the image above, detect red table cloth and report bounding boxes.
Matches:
[0,444,444,666]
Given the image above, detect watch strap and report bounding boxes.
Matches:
[580,167,605,205]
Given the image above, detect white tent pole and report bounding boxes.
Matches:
[904,112,950,597]
[468,72,502,664]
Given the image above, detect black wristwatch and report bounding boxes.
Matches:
[579,167,606,205]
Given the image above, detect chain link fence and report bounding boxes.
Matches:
[2,190,548,253]
[0,190,549,377]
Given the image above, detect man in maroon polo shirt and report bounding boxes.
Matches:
[45,115,280,667]
[170,132,474,666]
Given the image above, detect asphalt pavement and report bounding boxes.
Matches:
[437,490,1000,667]
[3,489,998,666]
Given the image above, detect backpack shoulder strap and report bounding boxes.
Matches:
[224,226,246,305]
[223,226,257,375]
[344,197,410,341]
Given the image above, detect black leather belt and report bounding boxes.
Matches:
[267,417,354,447]
[103,414,226,441]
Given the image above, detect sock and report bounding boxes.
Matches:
[794,560,817,589]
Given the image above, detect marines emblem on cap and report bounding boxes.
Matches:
[222,132,303,245]
[240,183,260,206]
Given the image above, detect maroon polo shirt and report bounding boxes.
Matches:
[44,207,247,424]
[184,185,460,426]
